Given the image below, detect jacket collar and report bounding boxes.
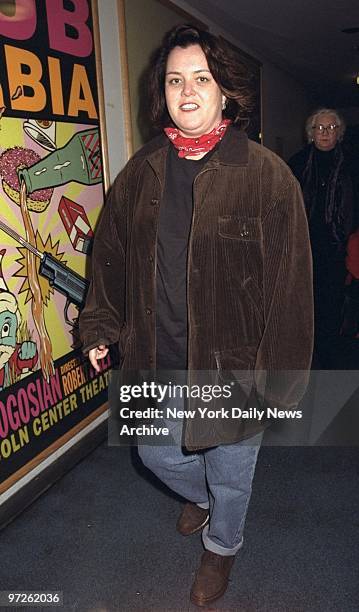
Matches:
[215,125,249,166]
[136,125,249,178]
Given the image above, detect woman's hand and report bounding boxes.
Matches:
[88,344,109,373]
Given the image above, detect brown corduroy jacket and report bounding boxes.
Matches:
[79,127,313,449]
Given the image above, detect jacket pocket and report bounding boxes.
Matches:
[214,346,257,377]
[218,216,262,241]
[214,346,258,409]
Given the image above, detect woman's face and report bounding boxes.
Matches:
[165,44,224,137]
[312,113,340,151]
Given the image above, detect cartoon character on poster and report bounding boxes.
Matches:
[0,249,38,390]
[0,116,103,383]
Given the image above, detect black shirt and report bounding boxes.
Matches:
[155,144,214,370]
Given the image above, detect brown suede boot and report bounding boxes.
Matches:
[190,550,235,607]
[176,503,209,536]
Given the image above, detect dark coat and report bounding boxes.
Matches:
[288,143,357,250]
[79,127,313,450]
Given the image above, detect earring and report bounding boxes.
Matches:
[222,97,227,110]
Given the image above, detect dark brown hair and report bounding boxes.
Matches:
[149,24,254,128]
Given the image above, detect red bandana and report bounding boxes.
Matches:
[164,119,232,158]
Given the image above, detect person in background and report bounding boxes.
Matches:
[79,25,313,608]
[288,108,357,369]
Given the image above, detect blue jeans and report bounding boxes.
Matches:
[138,410,262,556]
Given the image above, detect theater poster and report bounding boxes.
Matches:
[0,0,110,492]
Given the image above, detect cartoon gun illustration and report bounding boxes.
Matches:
[0,219,89,326]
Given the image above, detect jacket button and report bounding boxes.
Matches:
[150,198,159,206]
[148,254,154,263]
[149,356,154,364]
[105,260,111,266]
[145,308,152,315]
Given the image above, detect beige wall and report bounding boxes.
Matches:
[98,0,128,182]
[124,0,202,152]
[261,63,312,160]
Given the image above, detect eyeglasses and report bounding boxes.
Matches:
[312,124,338,134]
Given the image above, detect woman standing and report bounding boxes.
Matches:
[288,109,356,368]
[80,25,313,607]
